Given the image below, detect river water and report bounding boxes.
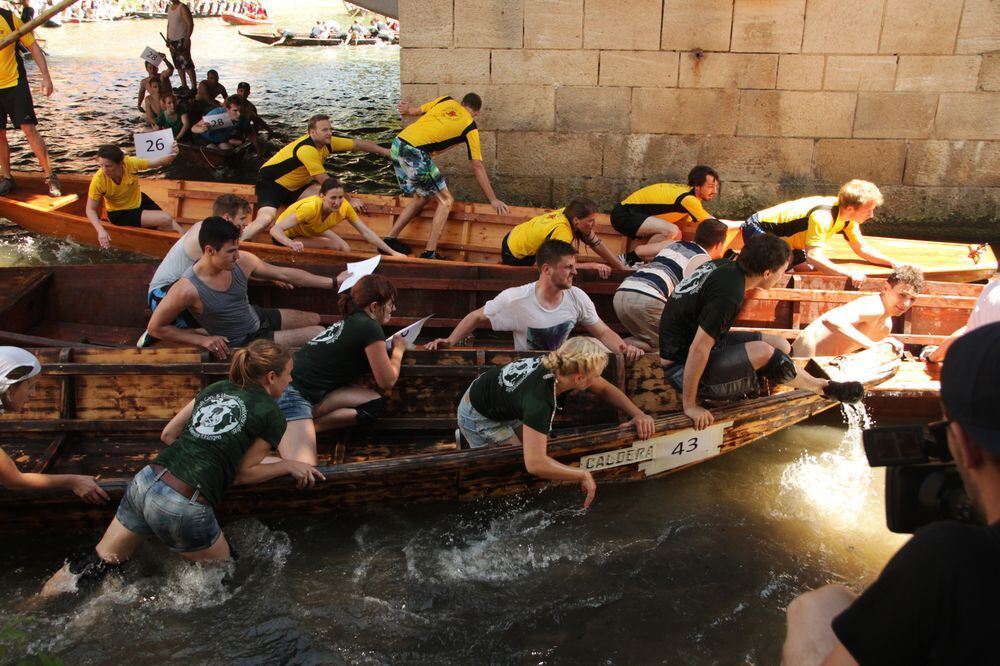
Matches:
[0,17,915,666]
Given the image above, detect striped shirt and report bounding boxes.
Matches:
[617,240,708,303]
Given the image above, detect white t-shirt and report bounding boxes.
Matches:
[967,278,1000,332]
[484,282,600,351]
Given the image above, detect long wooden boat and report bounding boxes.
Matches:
[239,30,377,46]
[176,141,256,170]
[221,11,270,25]
[0,345,898,531]
[0,172,994,282]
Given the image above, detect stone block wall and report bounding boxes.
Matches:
[398,0,1000,242]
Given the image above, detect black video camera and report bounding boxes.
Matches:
[862,422,978,534]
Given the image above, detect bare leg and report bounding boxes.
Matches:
[277,417,318,464]
[39,517,146,597]
[745,340,828,394]
[312,385,381,431]
[242,205,278,241]
[632,217,681,261]
[277,308,320,329]
[386,194,429,238]
[300,233,350,251]
[21,124,53,176]
[424,187,455,253]
[141,209,182,233]
[274,325,324,347]
[180,532,232,563]
[783,585,856,666]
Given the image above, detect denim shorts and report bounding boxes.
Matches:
[663,331,764,401]
[456,389,520,449]
[276,383,314,422]
[115,465,221,553]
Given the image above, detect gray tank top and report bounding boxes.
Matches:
[183,264,259,343]
[166,5,189,40]
[149,235,198,294]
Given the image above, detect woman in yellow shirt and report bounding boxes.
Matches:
[269,177,406,256]
[85,144,181,249]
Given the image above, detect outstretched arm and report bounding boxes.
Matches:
[351,138,391,158]
[85,197,112,249]
[235,438,325,489]
[424,307,490,349]
[849,238,896,269]
[805,247,867,288]
[586,376,655,438]
[582,320,644,362]
[349,218,405,257]
[470,159,509,215]
[0,447,109,504]
[244,252,347,290]
[682,328,715,430]
[522,427,597,509]
[26,42,52,96]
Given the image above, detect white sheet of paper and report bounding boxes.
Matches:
[387,315,433,350]
[134,128,174,160]
[201,111,234,131]
[338,254,381,293]
[140,47,164,67]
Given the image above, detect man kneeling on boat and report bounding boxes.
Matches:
[148,217,348,359]
[791,265,924,358]
[191,94,245,151]
[40,341,324,595]
[425,239,644,359]
[85,144,183,249]
[457,337,655,508]
[276,275,406,464]
[660,234,865,431]
[0,347,109,505]
[270,177,406,257]
[501,196,627,277]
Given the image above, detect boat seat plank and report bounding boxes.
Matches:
[168,188,259,204]
[11,192,79,212]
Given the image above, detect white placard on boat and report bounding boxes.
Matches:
[387,314,432,351]
[578,421,733,477]
[140,47,164,67]
[134,128,174,160]
[201,111,234,131]
[338,254,381,293]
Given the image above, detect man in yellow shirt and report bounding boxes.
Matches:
[383,93,509,261]
[741,179,898,287]
[502,197,626,277]
[241,114,390,242]
[269,177,406,256]
[0,7,61,197]
[85,144,182,249]
[612,166,723,266]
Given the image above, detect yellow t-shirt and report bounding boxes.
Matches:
[620,183,712,224]
[397,96,483,161]
[258,134,356,192]
[278,195,359,238]
[753,196,862,251]
[505,208,574,259]
[87,156,149,212]
[0,11,35,90]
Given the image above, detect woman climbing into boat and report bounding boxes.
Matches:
[275,274,407,465]
[85,143,183,248]
[41,340,325,595]
[0,347,109,505]
[457,336,656,508]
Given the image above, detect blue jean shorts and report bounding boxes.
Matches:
[276,383,314,421]
[115,465,221,553]
[391,137,447,197]
[456,389,520,449]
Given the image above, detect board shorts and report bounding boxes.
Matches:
[610,203,650,239]
[662,331,764,401]
[0,80,37,129]
[229,305,282,347]
[166,38,195,71]
[456,388,519,449]
[391,137,447,197]
[741,213,808,267]
[254,176,309,210]
[115,465,221,553]
[500,232,536,267]
[148,284,201,329]
[106,193,162,228]
[276,383,315,422]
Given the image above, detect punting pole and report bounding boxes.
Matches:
[0,0,83,50]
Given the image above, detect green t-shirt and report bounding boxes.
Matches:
[468,357,557,434]
[154,380,286,506]
[291,311,385,404]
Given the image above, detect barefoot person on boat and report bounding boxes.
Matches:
[501,196,627,276]
[40,341,325,595]
[85,144,183,248]
[269,177,406,257]
[0,347,109,505]
[241,114,391,242]
[383,93,509,260]
[426,239,644,360]
[792,265,924,357]
[148,217,349,358]
[737,179,900,288]
[457,336,655,508]
[612,166,730,267]
[276,275,406,464]
[659,234,866,431]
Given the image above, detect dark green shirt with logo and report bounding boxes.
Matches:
[154,380,287,506]
[291,311,385,404]
[468,357,557,434]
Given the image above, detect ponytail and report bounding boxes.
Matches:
[338,274,398,315]
[541,336,608,377]
[228,340,292,389]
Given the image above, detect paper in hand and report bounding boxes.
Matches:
[140,47,164,67]
[338,254,381,293]
[134,128,174,159]
[387,315,433,350]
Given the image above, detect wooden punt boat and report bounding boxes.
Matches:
[221,11,271,25]
[0,345,898,531]
[0,172,994,282]
[238,30,377,46]
[176,141,255,170]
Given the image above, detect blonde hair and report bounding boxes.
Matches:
[838,179,884,208]
[229,340,292,389]
[541,336,608,377]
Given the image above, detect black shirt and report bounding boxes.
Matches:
[832,520,1000,665]
[658,259,746,363]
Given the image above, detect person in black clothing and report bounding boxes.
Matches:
[658,233,864,431]
[782,322,1000,665]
